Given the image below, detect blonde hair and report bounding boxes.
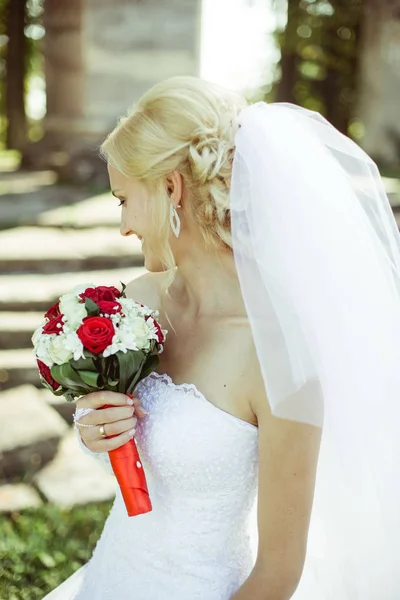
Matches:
[100,76,247,289]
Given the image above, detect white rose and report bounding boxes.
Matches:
[124,317,152,351]
[34,334,54,367]
[118,297,138,318]
[60,295,87,329]
[48,334,74,365]
[32,321,47,348]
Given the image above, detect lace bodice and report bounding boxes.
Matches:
[64,373,259,599]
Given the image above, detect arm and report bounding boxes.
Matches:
[231,386,322,600]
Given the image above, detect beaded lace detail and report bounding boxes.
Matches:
[148,371,258,431]
[60,372,259,599]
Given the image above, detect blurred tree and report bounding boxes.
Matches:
[0,0,44,153]
[4,0,27,152]
[272,0,400,168]
[273,0,363,134]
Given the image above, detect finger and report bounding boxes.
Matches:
[97,429,136,452]
[83,416,137,441]
[77,390,134,410]
[77,391,148,417]
[126,394,148,418]
[102,416,137,437]
[80,405,135,427]
[132,402,148,418]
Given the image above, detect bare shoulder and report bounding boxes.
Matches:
[124,271,169,311]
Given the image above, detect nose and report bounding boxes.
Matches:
[120,222,134,237]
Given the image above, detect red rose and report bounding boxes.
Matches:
[79,286,121,305]
[146,316,164,343]
[42,313,65,335]
[37,359,60,391]
[45,301,61,320]
[153,320,165,344]
[77,316,115,354]
[97,300,122,315]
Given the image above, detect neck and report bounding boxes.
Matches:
[168,238,246,320]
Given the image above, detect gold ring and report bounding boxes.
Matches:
[99,424,107,438]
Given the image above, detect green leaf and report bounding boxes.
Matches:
[63,390,77,402]
[51,363,82,387]
[126,358,146,393]
[83,349,98,359]
[77,370,99,388]
[51,364,94,396]
[138,354,159,382]
[116,350,144,394]
[120,281,126,297]
[52,388,66,397]
[70,356,95,371]
[84,297,100,317]
[126,354,159,395]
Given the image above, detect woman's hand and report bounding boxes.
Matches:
[75,391,147,453]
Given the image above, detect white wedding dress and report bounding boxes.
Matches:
[43,372,259,600]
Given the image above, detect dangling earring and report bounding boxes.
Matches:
[170,204,181,238]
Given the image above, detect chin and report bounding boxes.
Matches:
[144,252,167,273]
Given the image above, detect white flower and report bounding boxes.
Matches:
[59,283,95,327]
[48,334,74,365]
[33,333,54,367]
[32,321,46,348]
[129,317,153,350]
[59,295,87,329]
[110,312,123,326]
[63,330,85,361]
[102,316,151,357]
[118,298,138,317]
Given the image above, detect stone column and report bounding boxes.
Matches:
[42,0,85,148]
[36,0,202,181]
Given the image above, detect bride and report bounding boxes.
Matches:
[44,76,400,599]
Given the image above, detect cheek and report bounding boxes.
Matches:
[127,198,150,229]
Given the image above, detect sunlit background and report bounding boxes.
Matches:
[1,0,400,175]
[0,1,399,598]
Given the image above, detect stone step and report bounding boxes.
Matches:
[0,173,91,229]
[34,190,121,229]
[37,387,77,424]
[34,428,116,507]
[0,483,43,512]
[0,312,44,349]
[0,266,146,312]
[0,348,40,391]
[0,226,143,274]
[0,384,68,482]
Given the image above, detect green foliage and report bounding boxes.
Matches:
[0,0,45,149]
[271,0,363,135]
[0,501,112,599]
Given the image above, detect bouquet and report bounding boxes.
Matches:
[31,282,167,517]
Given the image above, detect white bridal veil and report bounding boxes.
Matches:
[231,102,400,598]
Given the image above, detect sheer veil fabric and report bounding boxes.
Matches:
[230,102,400,598]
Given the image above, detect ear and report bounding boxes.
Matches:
[165,171,183,208]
